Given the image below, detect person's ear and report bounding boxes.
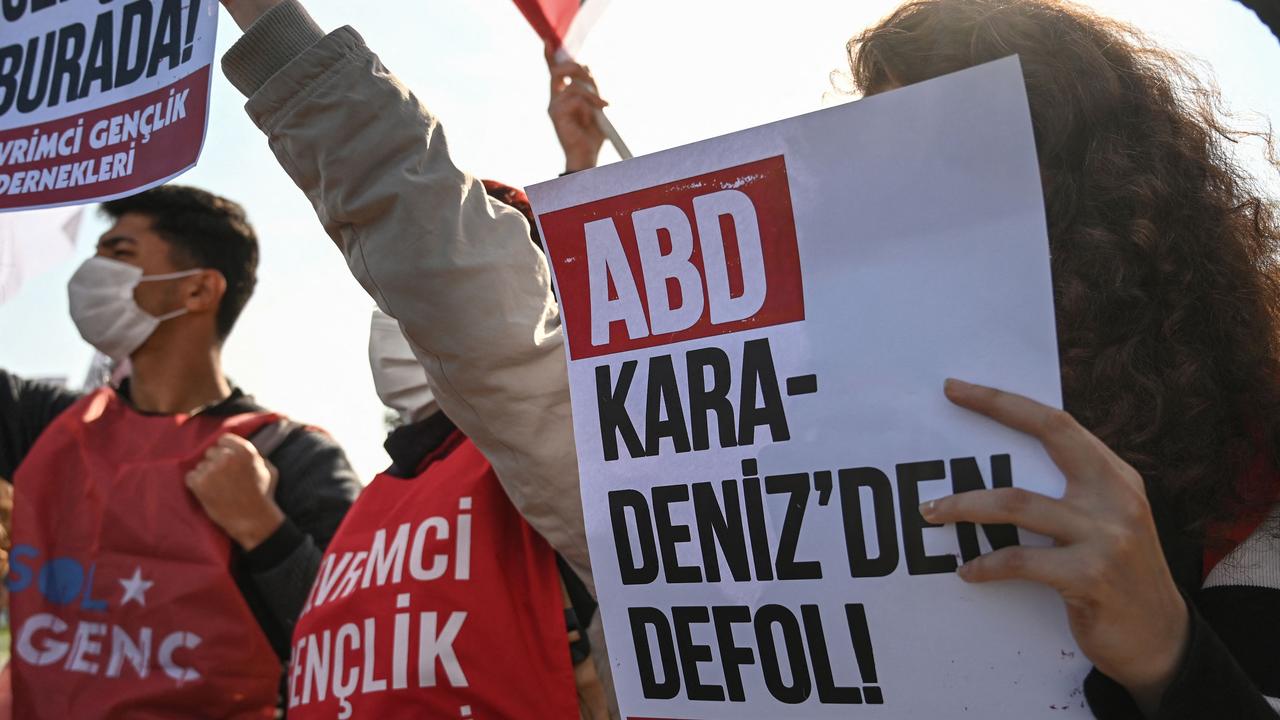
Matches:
[184,270,227,315]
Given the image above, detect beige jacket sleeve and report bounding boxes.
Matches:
[221,2,591,589]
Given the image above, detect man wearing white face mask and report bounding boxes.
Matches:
[0,185,360,718]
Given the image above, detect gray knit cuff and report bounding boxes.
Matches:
[221,0,326,99]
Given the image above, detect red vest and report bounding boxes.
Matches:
[286,430,578,720]
[1204,452,1280,575]
[8,389,282,719]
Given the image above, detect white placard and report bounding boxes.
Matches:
[0,0,219,212]
[528,57,1091,718]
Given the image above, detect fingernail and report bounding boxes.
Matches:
[918,499,937,519]
[956,562,973,581]
[947,379,983,394]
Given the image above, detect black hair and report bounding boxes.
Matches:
[102,184,258,339]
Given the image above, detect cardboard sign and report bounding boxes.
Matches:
[527,57,1092,718]
[0,0,219,212]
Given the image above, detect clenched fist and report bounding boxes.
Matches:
[185,434,285,551]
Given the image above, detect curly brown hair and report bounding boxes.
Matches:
[847,0,1280,537]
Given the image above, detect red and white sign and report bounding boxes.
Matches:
[527,58,1091,718]
[539,156,804,360]
[0,0,219,212]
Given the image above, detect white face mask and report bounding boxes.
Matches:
[369,309,438,425]
[67,256,203,361]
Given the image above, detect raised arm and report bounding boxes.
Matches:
[217,0,591,585]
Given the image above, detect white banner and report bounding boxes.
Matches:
[528,57,1091,718]
[0,206,81,304]
[0,0,219,212]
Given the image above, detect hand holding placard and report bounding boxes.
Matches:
[929,379,1189,714]
[529,57,1091,717]
[0,0,220,211]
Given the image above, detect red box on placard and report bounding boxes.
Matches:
[540,155,805,360]
[0,66,210,211]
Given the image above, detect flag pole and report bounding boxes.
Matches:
[585,84,633,160]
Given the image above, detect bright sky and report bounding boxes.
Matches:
[1,0,1276,481]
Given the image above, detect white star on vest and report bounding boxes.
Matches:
[118,567,154,607]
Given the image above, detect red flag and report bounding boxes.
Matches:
[511,0,582,46]
[510,0,631,158]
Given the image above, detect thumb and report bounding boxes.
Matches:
[184,466,203,490]
[217,432,262,461]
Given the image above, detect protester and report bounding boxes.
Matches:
[194,305,608,717]
[217,0,589,581]
[845,1,1280,717]
[0,186,360,718]
[216,0,1276,716]
[219,1,620,713]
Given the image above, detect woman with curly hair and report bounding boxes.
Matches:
[848,1,1280,716]
[216,0,1273,715]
